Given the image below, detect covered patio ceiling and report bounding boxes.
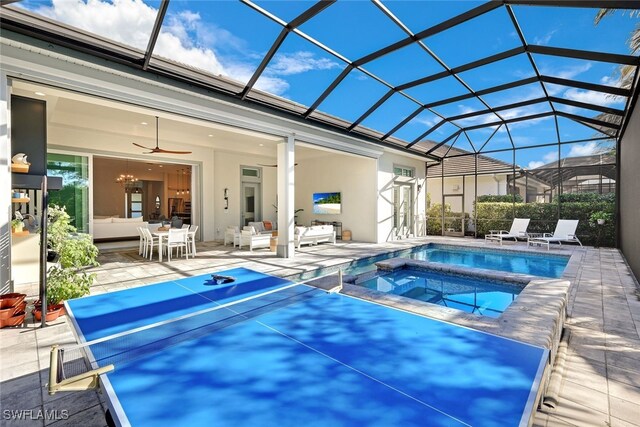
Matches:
[1,0,638,163]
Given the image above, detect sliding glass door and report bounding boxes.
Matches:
[47,153,90,233]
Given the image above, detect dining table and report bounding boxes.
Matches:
[152,228,196,262]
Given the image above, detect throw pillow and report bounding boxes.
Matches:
[263,220,272,231]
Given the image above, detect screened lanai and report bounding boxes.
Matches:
[1,0,638,247]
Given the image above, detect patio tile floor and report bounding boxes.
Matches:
[1,237,638,426]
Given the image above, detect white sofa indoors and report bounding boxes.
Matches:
[248,221,277,235]
[294,225,336,248]
[93,216,148,240]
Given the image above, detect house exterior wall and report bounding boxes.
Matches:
[295,152,378,243]
[427,174,508,215]
[212,151,277,241]
[620,96,640,281]
[377,151,427,242]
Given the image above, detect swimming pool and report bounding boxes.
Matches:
[358,268,522,318]
[334,243,569,278]
[411,244,569,278]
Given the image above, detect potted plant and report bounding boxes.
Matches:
[589,211,612,226]
[11,219,23,233]
[34,205,99,322]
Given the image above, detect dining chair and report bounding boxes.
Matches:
[181,224,190,229]
[167,228,188,262]
[187,225,198,256]
[141,227,160,260]
[136,226,145,256]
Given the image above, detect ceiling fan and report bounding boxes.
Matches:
[133,116,192,155]
[257,163,299,167]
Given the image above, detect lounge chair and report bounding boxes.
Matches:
[485,218,530,245]
[527,219,582,250]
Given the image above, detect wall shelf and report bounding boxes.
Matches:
[11,163,30,173]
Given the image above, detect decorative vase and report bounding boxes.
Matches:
[597,219,605,225]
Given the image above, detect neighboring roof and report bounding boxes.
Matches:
[525,153,617,185]
[424,141,514,177]
[1,1,637,161]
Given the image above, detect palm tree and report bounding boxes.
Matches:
[592,9,640,149]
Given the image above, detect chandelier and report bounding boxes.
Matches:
[115,160,138,188]
[116,173,138,187]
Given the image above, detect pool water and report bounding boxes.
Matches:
[358,268,521,318]
[410,245,568,278]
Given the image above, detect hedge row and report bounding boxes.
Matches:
[474,201,615,247]
[477,194,523,203]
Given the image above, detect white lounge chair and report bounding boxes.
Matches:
[485,218,530,245]
[527,219,582,250]
[239,227,271,251]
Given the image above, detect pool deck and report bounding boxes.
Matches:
[1,237,639,426]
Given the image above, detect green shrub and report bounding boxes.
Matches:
[477,194,523,203]
[558,193,614,203]
[474,200,615,246]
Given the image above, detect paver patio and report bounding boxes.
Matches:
[1,237,638,426]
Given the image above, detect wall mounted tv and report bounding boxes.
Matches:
[313,192,341,215]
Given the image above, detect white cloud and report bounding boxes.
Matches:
[528,150,558,169]
[34,0,157,51]
[533,29,557,46]
[563,88,624,106]
[567,141,599,157]
[23,0,333,97]
[267,52,340,76]
[528,160,545,169]
[540,62,592,82]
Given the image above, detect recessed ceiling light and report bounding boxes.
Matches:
[159,165,163,168]
[141,122,148,125]
[259,144,264,147]
[34,92,46,96]
[148,168,152,171]
[208,134,213,137]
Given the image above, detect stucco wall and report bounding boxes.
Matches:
[295,151,377,243]
[212,151,277,241]
[620,99,640,281]
[377,152,427,243]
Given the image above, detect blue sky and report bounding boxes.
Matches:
[16,0,636,168]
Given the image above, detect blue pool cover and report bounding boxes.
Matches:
[66,268,548,427]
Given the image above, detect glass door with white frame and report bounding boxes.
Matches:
[393,183,414,239]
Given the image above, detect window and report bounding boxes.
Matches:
[242,168,260,178]
[394,166,415,178]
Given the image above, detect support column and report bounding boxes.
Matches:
[277,134,295,258]
[0,74,11,293]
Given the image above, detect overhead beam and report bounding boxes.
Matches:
[528,44,639,66]
[540,75,631,97]
[303,65,353,117]
[0,0,24,6]
[463,111,555,131]
[556,111,621,130]
[407,120,447,148]
[396,47,524,91]
[424,76,539,109]
[381,106,426,141]
[142,0,169,70]
[425,130,462,155]
[504,1,640,9]
[348,89,394,131]
[548,97,625,116]
[240,28,288,99]
[446,97,548,121]
[353,1,502,67]
[241,0,335,99]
